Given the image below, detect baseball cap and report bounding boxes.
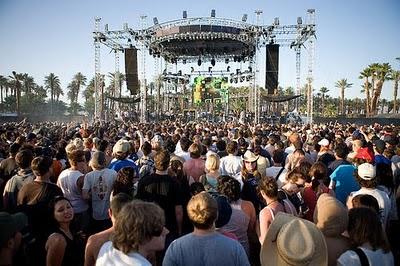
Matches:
[357,163,376,180]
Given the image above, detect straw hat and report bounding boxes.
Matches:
[260,212,328,266]
[242,150,259,162]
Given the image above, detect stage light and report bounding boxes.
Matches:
[225,58,229,64]
[230,78,233,83]
[242,14,248,22]
[236,69,240,75]
[153,17,159,25]
[248,66,252,72]
[208,67,212,72]
[105,24,109,32]
[234,78,238,83]
[246,75,251,81]
[197,58,202,66]
[274,17,279,25]
[182,59,186,64]
[178,70,182,76]
[211,58,216,66]
[297,17,302,25]
[191,67,194,72]
[183,10,187,19]
[211,9,216,18]
[227,66,230,72]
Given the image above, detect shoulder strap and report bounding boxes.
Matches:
[266,207,275,220]
[275,167,285,180]
[351,248,369,266]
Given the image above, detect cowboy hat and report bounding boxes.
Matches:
[260,212,328,266]
[242,150,259,162]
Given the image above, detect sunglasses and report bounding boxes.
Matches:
[295,183,304,188]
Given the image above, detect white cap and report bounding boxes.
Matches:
[358,163,376,180]
[318,138,329,146]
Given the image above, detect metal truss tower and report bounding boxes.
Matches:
[306,9,316,124]
[114,50,120,117]
[295,47,301,111]
[254,10,263,124]
[139,15,148,123]
[94,17,102,121]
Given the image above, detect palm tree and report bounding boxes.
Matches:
[369,63,392,115]
[0,75,8,104]
[335,79,353,115]
[319,87,329,114]
[44,73,61,115]
[72,72,87,100]
[390,70,400,113]
[21,74,36,95]
[8,71,24,115]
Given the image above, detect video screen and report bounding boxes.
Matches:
[193,76,229,104]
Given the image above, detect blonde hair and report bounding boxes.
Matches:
[205,154,220,173]
[72,138,84,151]
[112,200,165,254]
[187,192,217,229]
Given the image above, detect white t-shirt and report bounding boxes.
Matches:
[96,241,151,266]
[349,187,391,227]
[83,168,117,220]
[337,247,394,266]
[58,169,88,213]
[265,166,287,188]
[219,155,243,187]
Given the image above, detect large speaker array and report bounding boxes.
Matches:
[265,44,279,95]
[124,48,139,95]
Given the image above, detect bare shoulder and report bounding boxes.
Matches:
[47,233,67,248]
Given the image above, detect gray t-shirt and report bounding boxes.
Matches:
[163,232,250,266]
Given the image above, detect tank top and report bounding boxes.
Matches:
[54,228,84,266]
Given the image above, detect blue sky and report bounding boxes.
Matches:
[0,0,399,102]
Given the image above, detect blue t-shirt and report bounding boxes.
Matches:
[330,164,360,204]
[108,159,138,174]
[163,232,250,266]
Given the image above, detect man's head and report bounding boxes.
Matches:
[109,193,133,224]
[154,149,170,171]
[0,212,27,257]
[187,192,218,230]
[31,156,53,178]
[15,149,33,170]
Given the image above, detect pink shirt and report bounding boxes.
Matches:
[183,158,205,183]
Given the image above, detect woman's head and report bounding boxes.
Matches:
[205,154,220,173]
[187,192,218,230]
[347,207,389,252]
[49,196,74,227]
[258,177,278,201]
[217,175,241,203]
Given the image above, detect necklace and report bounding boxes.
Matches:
[266,200,278,207]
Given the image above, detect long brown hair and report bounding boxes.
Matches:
[348,207,390,252]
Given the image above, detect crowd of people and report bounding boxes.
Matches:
[0,119,399,265]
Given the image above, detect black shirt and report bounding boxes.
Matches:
[136,173,182,233]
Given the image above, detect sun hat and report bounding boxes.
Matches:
[261,212,328,266]
[318,138,329,147]
[0,212,28,246]
[242,150,259,162]
[357,163,376,180]
[112,139,131,154]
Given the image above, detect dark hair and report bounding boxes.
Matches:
[189,182,205,196]
[334,143,349,159]
[9,143,21,155]
[352,194,379,214]
[309,162,328,191]
[217,175,241,203]
[297,161,313,183]
[98,139,109,152]
[376,163,394,191]
[49,196,73,231]
[15,149,34,169]
[216,140,226,152]
[258,177,278,199]
[348,207,390,252]
[226,141,238,154]
[180,137,192,152]
[272,149,285,164]
[141,141,152,156]
[112,167,137,196]
[31,156,53,176]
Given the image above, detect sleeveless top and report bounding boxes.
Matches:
[221,200,250,255]
[54,228,84,266]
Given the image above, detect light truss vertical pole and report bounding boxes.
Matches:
[139,15,147,123]
[306,9,315,124]
[94,17,101,122]
[114,50,120,118]
[254,9,263,124]
[295,47,301,112]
